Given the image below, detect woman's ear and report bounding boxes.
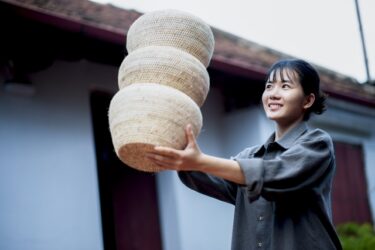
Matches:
[303,93,315,110]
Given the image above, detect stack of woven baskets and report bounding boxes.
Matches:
[108,9,215,172]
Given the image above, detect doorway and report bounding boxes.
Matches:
[90,90,163,250]
[332,141,372,225]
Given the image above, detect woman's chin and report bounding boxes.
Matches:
[266,113,282,121]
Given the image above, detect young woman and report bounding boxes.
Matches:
[147,59,342,250]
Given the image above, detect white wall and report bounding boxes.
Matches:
[221,105,273,158]
[0,60,117,250]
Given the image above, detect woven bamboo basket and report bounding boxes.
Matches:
[126,9,215,67]
[108,83,203,172]
[118,46,209,107]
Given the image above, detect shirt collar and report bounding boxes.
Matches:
[254,122,308,154]
[276,122,308,149]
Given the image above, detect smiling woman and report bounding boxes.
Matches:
[147,59,343,249]
[262,59,326,140]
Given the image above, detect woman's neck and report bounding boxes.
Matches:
[275,117,304,141]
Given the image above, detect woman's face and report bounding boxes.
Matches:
[262,68,313,126]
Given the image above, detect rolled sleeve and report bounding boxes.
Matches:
[235,130,335,202]
[236,158,264,202]
[262,137,333,196]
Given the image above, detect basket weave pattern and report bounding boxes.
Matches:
[118,46,209,107]
[126,9,214,67]
[109,84,202,172]
[108,9,214,172]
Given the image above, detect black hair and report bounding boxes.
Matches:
[265,59,327,121]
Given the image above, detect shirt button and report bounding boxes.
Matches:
[258,242,263,248]
[258,216,264,221]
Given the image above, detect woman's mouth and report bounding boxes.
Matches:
[268,103,283,111]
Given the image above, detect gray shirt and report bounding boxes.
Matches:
[178,122,342,250]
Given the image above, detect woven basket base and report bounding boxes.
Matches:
[118,143,165,172]
[108,84,202,172]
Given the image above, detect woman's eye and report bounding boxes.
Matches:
[282,84,291,89]
[265,84,272,89]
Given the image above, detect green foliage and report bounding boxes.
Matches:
[337,222,375,250]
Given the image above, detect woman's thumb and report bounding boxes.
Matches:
[185,124,196,145]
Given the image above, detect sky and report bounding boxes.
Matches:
[91,0,374,83]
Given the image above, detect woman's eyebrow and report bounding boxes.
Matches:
[281,79,293,83]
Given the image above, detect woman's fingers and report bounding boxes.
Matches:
[145,124,200,171]
[153,159,178,169]
[146,152,181,169]
[146,152,174,163]
[152,146,181,159]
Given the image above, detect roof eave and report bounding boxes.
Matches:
[2,0,374,107]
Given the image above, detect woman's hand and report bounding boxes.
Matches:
[147,124,246,184]
[146,124,203,171]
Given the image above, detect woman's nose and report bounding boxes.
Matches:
[268,86,281,99]
[270,93,281,99]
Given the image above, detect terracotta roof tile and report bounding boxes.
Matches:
[2,0,374,105]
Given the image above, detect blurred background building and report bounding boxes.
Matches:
[0,0,374,249]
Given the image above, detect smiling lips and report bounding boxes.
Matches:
[268,103,283,111]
